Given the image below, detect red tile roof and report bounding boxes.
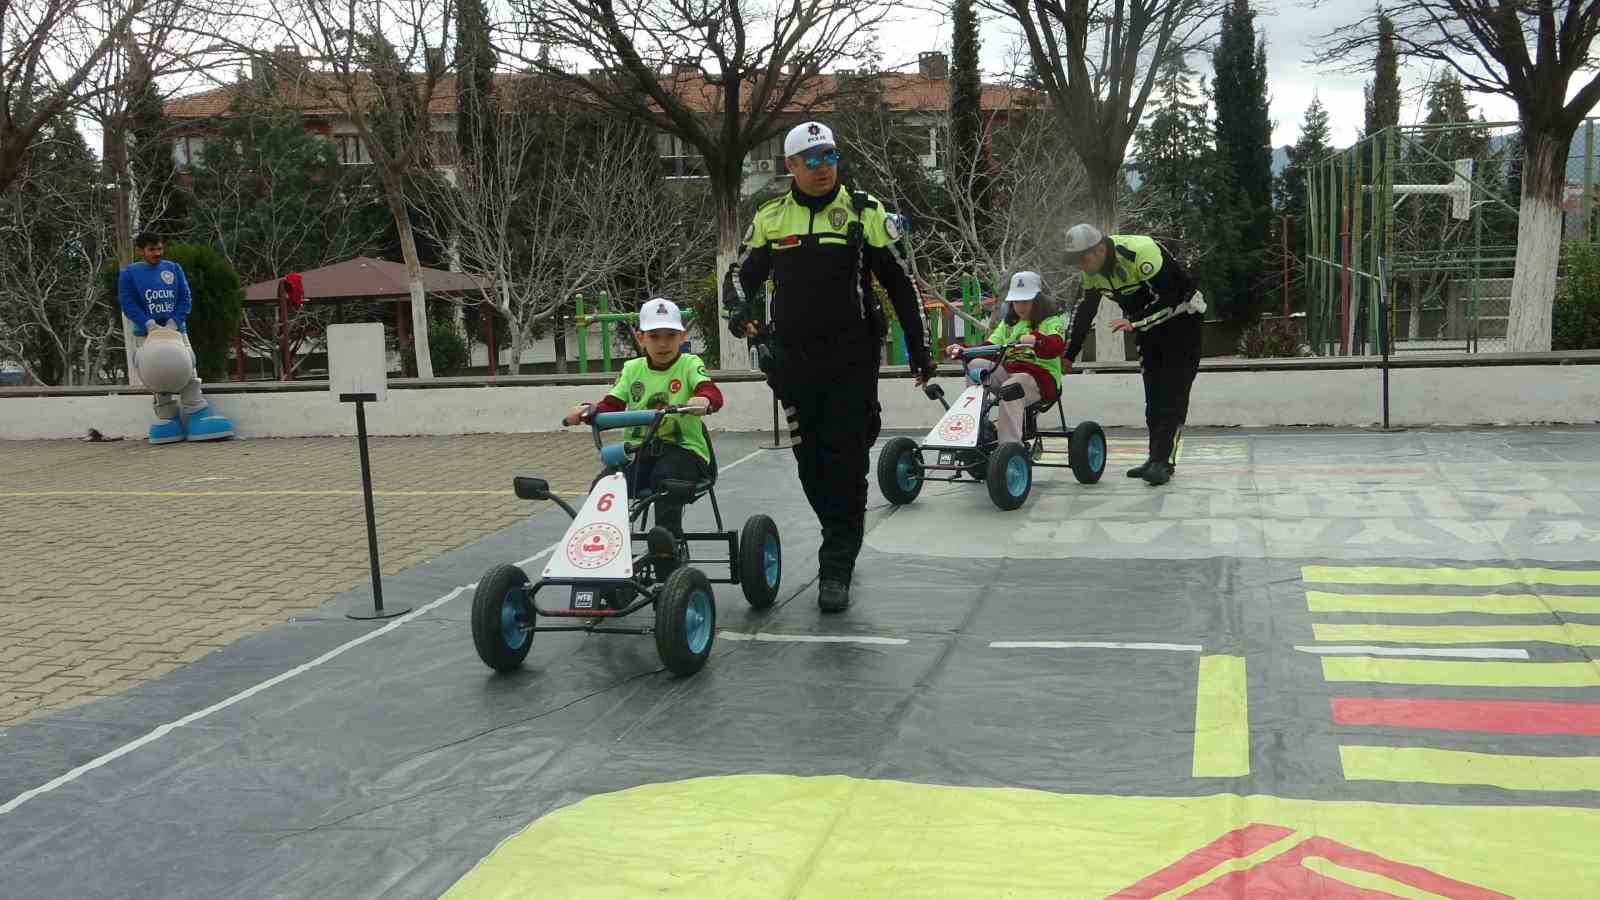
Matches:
[167,70,1032,120]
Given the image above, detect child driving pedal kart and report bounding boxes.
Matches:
[564,298,723,572]
[942,271,1066,449]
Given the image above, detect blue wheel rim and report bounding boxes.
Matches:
[762,535,780,588]
[685,589,712,654]
[896,451,920,492]
[500,589,529,650]
[1006,455,1029,497]
[1088,433,1106,472]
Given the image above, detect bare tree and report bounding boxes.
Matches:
[0,0,156,193]
[240,0,455,376]
[1316,1,1600,352]
[988,0,1222,360]
[414,87,708,373]
[849,99,1090,322]
[497,0,891,369]
[0,124,121,385]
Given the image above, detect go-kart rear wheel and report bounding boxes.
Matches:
[986,442,1032,511]
[876,436,924,505]
[738,514,782,609]
[655,567,716,676]
[1069,421,1107,484]
[471,564,534,672]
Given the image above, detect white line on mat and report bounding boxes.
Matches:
[989,641,1203,652]
[0,447,770,818]
[720,632,909,646]
[1293,644,1530,659]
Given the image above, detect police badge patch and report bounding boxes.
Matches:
[630,381,644,402]
[829,208,847,229]
[884,215,903,241]
[1140,261,1155,276]
[160,270,175,285]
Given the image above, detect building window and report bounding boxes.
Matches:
[172,135,207,169]
[658,132,707,179]
[336,134,369,165]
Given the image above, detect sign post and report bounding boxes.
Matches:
[328,323,410,620]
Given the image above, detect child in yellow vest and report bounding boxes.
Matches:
[564,299,724,538]
[942,271,1066,446]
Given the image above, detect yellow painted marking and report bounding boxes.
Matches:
[1341,746,1600,792]
[1306,590,1600,615]
[1321,656,1600,687]
[1301,856,1456,900]
[1303,565,1600,587]
[1192,655,1250,778]
[0,489,582,499]
[1314,623,1600,646]
[441,774,1600,898]
[1151,830,1304,899]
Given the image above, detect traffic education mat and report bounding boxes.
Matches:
[3,428,1599,898]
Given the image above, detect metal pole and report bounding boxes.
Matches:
[1340,205,1351,355]
[575,294,587,374]
[1281,215,1291,318]
[1377,257,1392,429]
[600,291,612,373]
[346,397,409,620]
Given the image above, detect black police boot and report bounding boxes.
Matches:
[818,579,852,613]
[1127,459,1152,479]
[1141,460,1174,486]
[646,526,679,582]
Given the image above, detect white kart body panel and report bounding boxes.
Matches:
[921,385,985,450]
[542,472,633,581]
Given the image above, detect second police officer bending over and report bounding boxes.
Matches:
[724,121,935,614]
[1061,224,1205,487]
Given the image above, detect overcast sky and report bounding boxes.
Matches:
[882,2,1529,150]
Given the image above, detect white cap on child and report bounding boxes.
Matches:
[639,297,685,332]
[1004,271,1042,302]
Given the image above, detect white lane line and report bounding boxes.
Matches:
[0,447,775,818]
[719,632,909,646]
[1293,644,1531,660]
[989,641,1203,652]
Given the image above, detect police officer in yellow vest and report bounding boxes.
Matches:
[725,121,934,613]
[1061,224,1203,486]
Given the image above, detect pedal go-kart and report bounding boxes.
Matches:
[471,406,781,677]
[877,342,1107,511]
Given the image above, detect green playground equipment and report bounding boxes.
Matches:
[573,292,698,374]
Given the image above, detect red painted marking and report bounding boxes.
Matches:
[1187,836,1511,899]
[1109,823,1295,898]
[1332,697,1600,735]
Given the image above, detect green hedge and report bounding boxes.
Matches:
[1556,243,1600,350]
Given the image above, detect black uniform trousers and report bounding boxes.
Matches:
[772,337,882,584]
[1136,314,1202,467]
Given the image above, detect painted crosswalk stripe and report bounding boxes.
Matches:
[1192,655,1251,778]
[1331,697,1600,735]
[1303,566,1600,587]
[718,632,908,646]
[1312,623,1600,647]
[1295,644,1530,660]
[1320,657,1600,687]
[989,641,1202,651]
[1306,590,1600,616]
[1340,746,1600,792]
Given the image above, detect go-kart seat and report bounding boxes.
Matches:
[614,427,722,503]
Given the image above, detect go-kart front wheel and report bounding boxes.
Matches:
[877,436,924,505]
[471,564,534,672]
[738,514,782,609]
[655,567,716,676]
[986,442,1033,511]
[1069,421,1107,484]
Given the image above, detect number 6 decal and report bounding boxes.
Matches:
[597,492,616,511]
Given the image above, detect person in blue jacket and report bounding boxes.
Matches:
[118,232,234,443]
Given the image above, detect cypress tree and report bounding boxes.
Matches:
[1211,0,1274,322]
[949,0,990,239]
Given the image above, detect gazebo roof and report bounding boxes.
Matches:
[243,257,489,305]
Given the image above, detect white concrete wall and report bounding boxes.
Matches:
[3,365,1598,440]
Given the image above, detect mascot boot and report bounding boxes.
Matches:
[149,417,184,444]
[183,404,235,442]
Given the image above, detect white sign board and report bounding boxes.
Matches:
[544,472,634,581]
[922,384,986,450]
[327,323,388,401]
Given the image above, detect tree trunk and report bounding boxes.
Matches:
[105,124,142,386]
[713,171,752,372]
[384,179,434,377]
[1408,272,1421,341]
[1507,129,1568,353]
[1087,178,1128,363]
[509,324,527,377]
[552,302,567,375]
